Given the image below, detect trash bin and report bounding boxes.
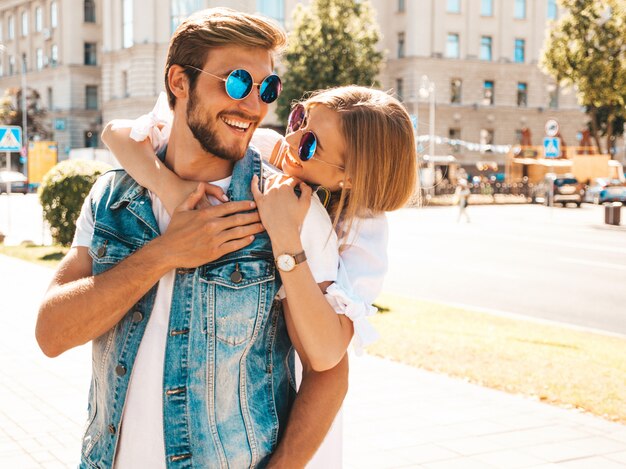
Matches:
[604,202,622,226]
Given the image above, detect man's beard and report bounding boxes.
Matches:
[186,87,252,162]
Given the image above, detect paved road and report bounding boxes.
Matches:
[384,203,626,335]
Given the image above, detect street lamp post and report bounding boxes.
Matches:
[419,75,436,195]
[21,53,28,181]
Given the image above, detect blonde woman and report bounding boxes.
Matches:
[102,85,417,466]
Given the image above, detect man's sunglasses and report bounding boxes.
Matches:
[185,65,282,104]
[287,104,344,170]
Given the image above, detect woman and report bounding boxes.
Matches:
[102,85,417,466]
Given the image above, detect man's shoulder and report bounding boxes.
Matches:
[89,168,143,209]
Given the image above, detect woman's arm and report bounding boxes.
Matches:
[101,122,199,215]
[251,174,353,372]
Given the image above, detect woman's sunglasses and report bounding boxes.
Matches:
[185,66,282,104]
[287,104,344,170]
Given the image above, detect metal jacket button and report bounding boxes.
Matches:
[115,365,127,377]
[108,424,116,434]
[132,311,144,323]
[97,245,106,257]
[230,263,242,283]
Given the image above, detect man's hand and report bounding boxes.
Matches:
[158,183,265,268]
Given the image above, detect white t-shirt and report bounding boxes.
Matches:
[72,174,338,468]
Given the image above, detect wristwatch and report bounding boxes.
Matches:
[275,251,307,272]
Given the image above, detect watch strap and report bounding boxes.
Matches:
[293,251,307,265]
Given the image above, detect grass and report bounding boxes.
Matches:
[367,293,626,424]
[0,243,68,268]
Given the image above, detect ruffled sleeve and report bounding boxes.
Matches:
[110,91,173,153]
[324,213,389,354]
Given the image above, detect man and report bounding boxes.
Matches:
[36,8,347,468]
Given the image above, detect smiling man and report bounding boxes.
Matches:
[35,8,347,469]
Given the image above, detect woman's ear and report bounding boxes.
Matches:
[340,177,352,190]
[168,65,188,101]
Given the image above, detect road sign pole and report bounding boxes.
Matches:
[5,151,12,237]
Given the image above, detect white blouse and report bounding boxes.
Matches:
[119,93,386,351]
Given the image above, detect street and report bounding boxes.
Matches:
[385,203,626,335]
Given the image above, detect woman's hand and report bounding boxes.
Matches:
[250,174,312,241]
[174,180,229,211]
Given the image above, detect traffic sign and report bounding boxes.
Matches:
[545,119,559,137]
[543,137,560,158]
[0,126,22,152]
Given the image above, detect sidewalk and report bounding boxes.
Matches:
[1,254,625,468]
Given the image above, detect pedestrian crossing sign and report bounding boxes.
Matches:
[0,126,22,152]
[543,137,560,159]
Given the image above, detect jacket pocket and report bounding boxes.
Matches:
[200,258,275,346]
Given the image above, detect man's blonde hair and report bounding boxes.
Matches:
[302,86,418,239]
[165,7,287,108]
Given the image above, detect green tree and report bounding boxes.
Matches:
[0,87,52,142]
[276,0,383,123]
[541,0,626,155]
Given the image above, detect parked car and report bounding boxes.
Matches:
[584,178,626,204]
[531,174,585,207]
[0,181,29,194]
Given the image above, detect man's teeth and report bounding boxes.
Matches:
[222,117,251,130]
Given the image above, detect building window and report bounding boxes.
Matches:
[171,0,203,33]
[514,39,525,63]
[398,0,406,12]
[85,0,96,23]
[483,80,494,105]
[397,32,405,58]
[517,82,528,107]
[547,0,558,20]
[84,42,97,65]
[450,78,462,104]
[123,0,133,48]
[85,130,98,147]
[514,0,526,19]
[548,84,559,109]
[257,0,284,24]
[449,128,461,152]
[447,0,461,13]
[86,85,98,110]
[36,48,44,70]
[35,7,43,32]
[446,33,459,58]
[47,86,53,110]
[8,16,14,40]
[9,55,14,75]
[50,44,58,66]
[480,36,492,61]
[21,11,29,36]
[481,0,493,16]
[396,78,404,102]
[51,2,58,29]
[480,129,495,148]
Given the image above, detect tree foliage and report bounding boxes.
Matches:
[276,0,383,123]
[39,160,111,246]
[0,87,52,142]
[541,0,626,154]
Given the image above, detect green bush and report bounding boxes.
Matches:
[38,159,112,246]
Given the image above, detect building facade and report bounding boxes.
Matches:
[0,0,102,160]
[370,0,589,169]
[100,0,299,126]
[1,0,601,170]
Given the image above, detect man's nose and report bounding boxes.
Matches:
[238,87,264,117]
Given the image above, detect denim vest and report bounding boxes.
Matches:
[80,149,296,468]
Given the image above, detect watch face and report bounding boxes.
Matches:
[277,254,296,272]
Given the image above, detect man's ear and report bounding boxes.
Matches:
[168,65,188,100]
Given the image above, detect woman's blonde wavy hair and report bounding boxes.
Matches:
[300,86,418,241]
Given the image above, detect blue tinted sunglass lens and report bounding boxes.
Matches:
[299,132,317,161]
[259,75,282,103]
[288,105,305,133]
[225,69,253,99]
